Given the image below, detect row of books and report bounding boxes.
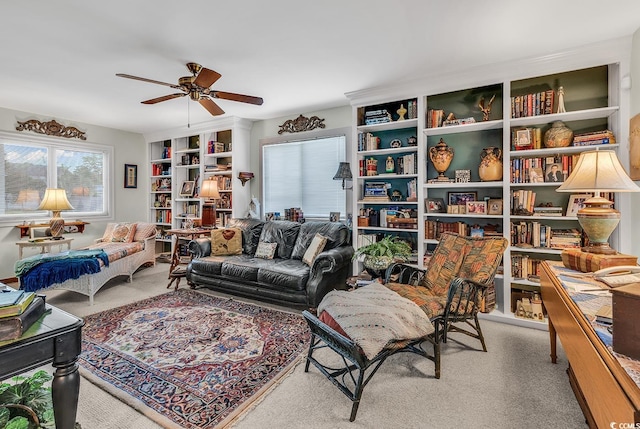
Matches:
[0,290,46,342]
[424,220,501,240]
[404,100,418,120]
[212,175,233,191]
[155,209,172,224]
[357,132,381,151]
[510,222,583,249]
[511,254,543,280]
[151,163,171,176]
[510,89,555,118]
[510,154,578,184]
[206,140,232,154]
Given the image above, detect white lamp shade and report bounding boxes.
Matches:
[200,179,220,199]
[37,188,74,211]
[557,150,640,193]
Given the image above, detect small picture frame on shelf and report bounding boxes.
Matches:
[329,212,340,222]
[466,201,487,215]
[488,199,503,215]
[426,198,445,213]
[470,226,485,237]
[529,167,544,183]
[455,170,471,183]
[448,191,477,206]
[566,194,591,217]
[30,226,52,240]
[515,129,533,150]
[179,181,195,197]
[545,163,564,183]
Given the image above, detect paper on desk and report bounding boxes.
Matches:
[563,278,611,296]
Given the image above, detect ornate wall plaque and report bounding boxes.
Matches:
[15,119,87,140]
[278,114,325,134]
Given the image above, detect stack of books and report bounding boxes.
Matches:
[573,130,616,146]
[363,109,391,125]
[0,289,46,342]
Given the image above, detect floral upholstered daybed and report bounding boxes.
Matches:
[15,222,157,304]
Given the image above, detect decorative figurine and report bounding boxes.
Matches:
[478,94,496,121]
[385,156,395,173]
[556,86,566,113]
[397,104,407,121]
[429,138,454,181]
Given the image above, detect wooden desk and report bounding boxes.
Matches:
[0,303,83,429]
[540,261,640,428]
[16,238,73,259]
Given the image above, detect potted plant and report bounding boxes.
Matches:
[353,235,413,277]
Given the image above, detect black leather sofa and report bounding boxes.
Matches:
[186,218,354,308]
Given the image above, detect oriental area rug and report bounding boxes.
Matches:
[78,289,310,429]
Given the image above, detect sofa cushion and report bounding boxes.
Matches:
[257,259,310,291]
[302,233,327,266]
[190,254,250,276]
[105,222,137,243]
[226,218,265,255]
[210,228,243,256]
[258,220,301,259]
[221,257,262,281]
[422,233,469,296]
[291,221,351,259]
[133,222,157,242]
[255,241,277,259]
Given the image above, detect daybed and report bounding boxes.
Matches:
[186,218,354,308]
[16,222,157,304]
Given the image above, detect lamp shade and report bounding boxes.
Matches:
[200,179,220,199]
[556,150,640,193]
[333,162,353,181]
[37,188,74,212]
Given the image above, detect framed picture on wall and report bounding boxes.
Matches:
[124,164,137,188]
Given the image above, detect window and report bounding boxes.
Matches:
[0,132,110,221]
[263,134,346,219]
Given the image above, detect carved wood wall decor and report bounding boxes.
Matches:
[15,119,87,140]
[278,114,325,134]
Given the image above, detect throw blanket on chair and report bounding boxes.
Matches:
[16,250,110,292]
[317,282,434,360]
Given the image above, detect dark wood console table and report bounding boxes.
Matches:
[0,303,84,429]
[540,261,640,428]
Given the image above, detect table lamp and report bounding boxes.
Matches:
[333,162,353,190]
[37,188,74,238]
[200,178,220,228]
[556,149,640,254]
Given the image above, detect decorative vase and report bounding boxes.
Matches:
[544,121,573,148]
[479,147,503,181]
[429,138,454,181]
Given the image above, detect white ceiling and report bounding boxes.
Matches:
[1,1,639,135]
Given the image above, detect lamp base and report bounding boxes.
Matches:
[576,196,620,256]
[49,214,65,238]
[201,203,218,229]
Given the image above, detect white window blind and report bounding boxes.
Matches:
[263,135,346,219]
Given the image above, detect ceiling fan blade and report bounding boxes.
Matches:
[141,93,186,104]
[212,91,264,105]
[116,73,182,89]
[193,67,222,89]
[199,97,225,116]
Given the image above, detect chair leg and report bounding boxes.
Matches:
[473,313,487,352]
[349,370,366,422]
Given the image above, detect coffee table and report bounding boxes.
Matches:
[0,302,83,429]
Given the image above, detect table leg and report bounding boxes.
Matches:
[51,358,80,429]
[548,318,557,364]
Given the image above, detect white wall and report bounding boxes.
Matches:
[630,28,640,256]
[0,107,146,279]
[247,105,352,211]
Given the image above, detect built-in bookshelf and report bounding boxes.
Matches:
[146,117,252,254]
[347,39,630,329]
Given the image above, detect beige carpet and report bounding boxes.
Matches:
[32,263,586,429]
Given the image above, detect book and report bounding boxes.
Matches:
[0,289,25,307]
[0,292,35,318]
[0,297,46,341]
[595,305,613,325]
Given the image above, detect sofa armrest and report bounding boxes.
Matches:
[306,246,354,308]
[188,238,212,258]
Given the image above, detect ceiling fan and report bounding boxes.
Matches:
[116,62,263,116]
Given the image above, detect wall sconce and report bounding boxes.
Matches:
[333,162,353,190]
[238,172,254,186]
[556,149,640,255]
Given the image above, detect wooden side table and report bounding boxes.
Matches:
[165,228,211,290]
[16,238,74,259]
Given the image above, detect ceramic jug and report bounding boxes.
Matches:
[429,138,454,180]
[479,147,503,181]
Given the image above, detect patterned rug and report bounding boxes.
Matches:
[79,289,310,429]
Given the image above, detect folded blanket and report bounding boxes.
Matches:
[317,282,434,360]
[19,257,106,292]
[15,249,109,277]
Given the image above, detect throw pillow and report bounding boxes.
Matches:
[255,241,277,259]
[302,233,327,266]
[210,228,243,256]
[105,222,137,243]
[133,222,158,242]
